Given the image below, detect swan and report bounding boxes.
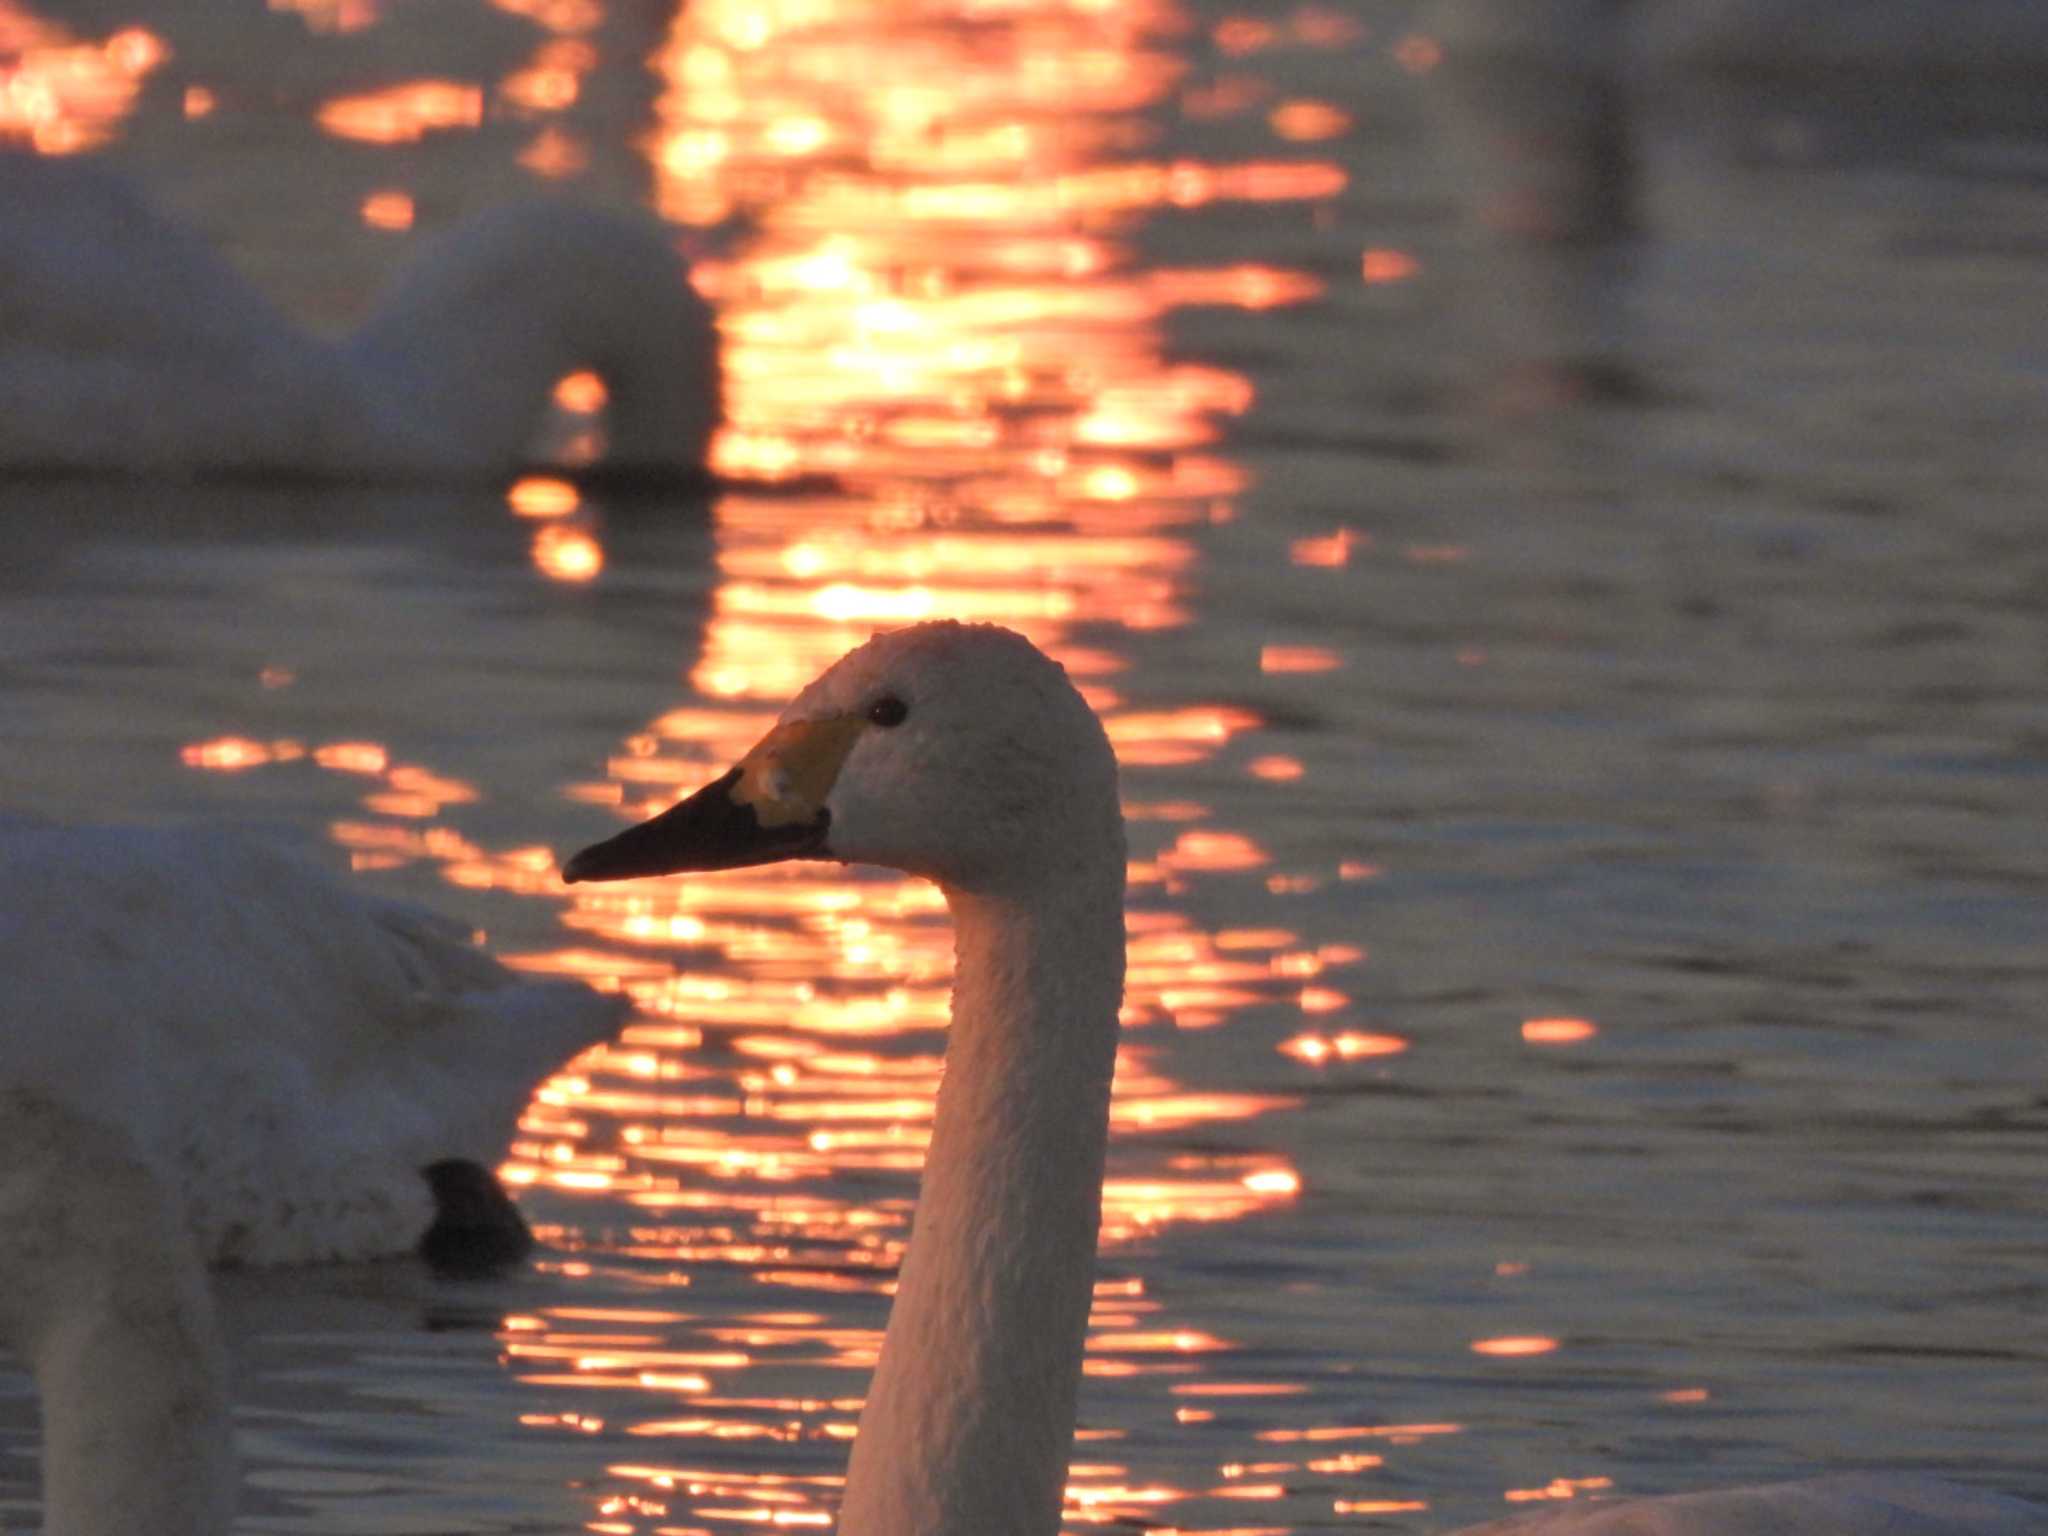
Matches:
[0,1089,560,1533]
[563,622,2047,1536]
[565,621,1126,1536]
[0,151,719,480]
[0,1088,237,1536]
[0,817,624,1266]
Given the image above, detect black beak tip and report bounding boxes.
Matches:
[559,834,643,885]
[557,768,831,884]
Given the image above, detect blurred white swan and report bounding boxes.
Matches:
[0,152,720,480]
[0,1089,237,1536]
[564,622,2046,1536]
[0,818,623,1265]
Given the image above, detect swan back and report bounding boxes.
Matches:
[0,152,345,473]
[0,821,623,1264]
[0,156,719,477]
[0,1089,235,1536]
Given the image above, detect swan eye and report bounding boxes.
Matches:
[866,694,910,729]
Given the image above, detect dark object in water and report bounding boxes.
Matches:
[417,1158,534,1278]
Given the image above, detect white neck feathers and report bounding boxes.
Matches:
[836,860,1126,1536]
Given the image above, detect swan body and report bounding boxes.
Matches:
[0,818,624,1265]
[566,621,1128,1536]
[566,623,2046,1536]
[0,152,719,479]
[1448,1473,2046,1534]
[0,1089,235,1536]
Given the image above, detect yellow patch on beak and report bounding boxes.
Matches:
[733,715,867,828]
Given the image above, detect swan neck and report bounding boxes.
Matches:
[837,867,1125,1536]
[340,209,716,475]
[344,295,580,476]
[29,1242,235,1535]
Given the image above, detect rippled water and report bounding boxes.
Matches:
[3,0,2045,1531]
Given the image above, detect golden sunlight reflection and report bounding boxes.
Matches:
[1522,1016,1598,1046]
[268,0,381,33]
[0,5,163,153]
[167,0,1440,1526]
[532,521,605,583]
[481,0,1355,1494]
[315,79,483,144]
[359,189,414,230]
[495,0,1372,1519]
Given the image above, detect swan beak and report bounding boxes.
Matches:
[562,715,863,882]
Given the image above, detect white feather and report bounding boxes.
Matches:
[0,153,719,479]
[0,818,622,1264]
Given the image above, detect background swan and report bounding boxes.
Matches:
[563,622,2045,1536]
[0,151,720,480]
[0,818,624,1265]
[0,1088,236,1536]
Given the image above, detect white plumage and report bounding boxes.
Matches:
[566,621,1129,1536]
[0,818,622,1265]
[0,1090,235,1536]
[0,152,719,479]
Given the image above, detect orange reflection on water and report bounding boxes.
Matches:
[1362,247,1420,285]
[1259,644,1340,675]
[0,8,163,153]
[533,522,605,583]
[1522,1016,1598,1045]
[268,0,380,33]
[1289,527,1363,568]
[508,474,581,520]
[261,0,1400,1519]
[500,39,589,113]
[1267,99,1349,143]
[182,735,306,771]
[1506,1476,1615,1504]
[359,190,414,230]
[1471,1336,1561,1358]
[1257,1423,1464,1444]
[1280,1031,1407,1065]
[315,79,483,143]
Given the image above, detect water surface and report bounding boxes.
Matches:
[2,0,2044,1530]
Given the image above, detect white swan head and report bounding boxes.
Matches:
[564,622,1121,896]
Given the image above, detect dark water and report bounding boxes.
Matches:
[2,0,2044,1530]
